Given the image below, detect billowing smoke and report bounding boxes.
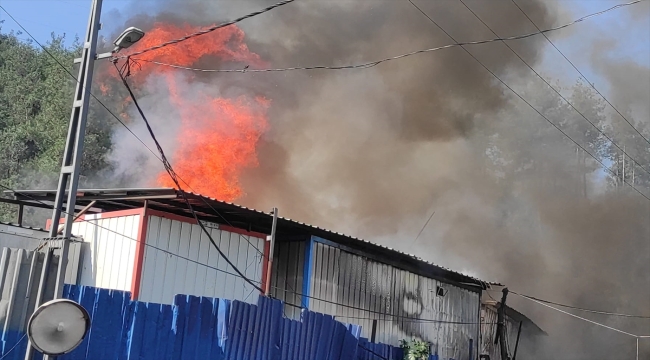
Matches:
[101,0,650,358]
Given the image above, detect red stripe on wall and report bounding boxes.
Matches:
[130,206,149,300]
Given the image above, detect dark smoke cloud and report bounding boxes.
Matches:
[104,0,650,358]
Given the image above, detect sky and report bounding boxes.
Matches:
[1,0,647,90]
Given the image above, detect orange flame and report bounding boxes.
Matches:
[117,23,269,201]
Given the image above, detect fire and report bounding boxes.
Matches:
[118,23,269,201]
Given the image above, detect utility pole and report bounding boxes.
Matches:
[494,287,509,360]
[24,1,102,359]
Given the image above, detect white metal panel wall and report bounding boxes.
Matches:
[309,241,480,359]
[138,216,265,305]
[72,214,139,292]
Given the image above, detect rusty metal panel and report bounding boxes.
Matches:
[307,240,480,360]
[139,216,265,305]
[72,214,139,292]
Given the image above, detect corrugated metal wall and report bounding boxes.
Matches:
[271,240,306,319]
[0,247,77,357]
[0,223,47,250]
[480,305,518,360]
[72,214,139,292]
[139,216,265,305]
[309,241,479,360]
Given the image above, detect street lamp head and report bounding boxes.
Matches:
[112,27,145,52]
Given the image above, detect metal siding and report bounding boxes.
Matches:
[480,305,519,360]
[308,241,480,360]
[271,240,306,319]
[140,216,264,305]
[0,223,47,249]
[72,215,139,292]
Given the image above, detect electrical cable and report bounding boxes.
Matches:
[0,6,265,258]
[513,291,642,338]
[457,0,650,179]
[271,285,485,325]
[113,62,263,293]
[116,0,297,59]
[510,291,650,319]
[0,334,27,359]
[510,0,650,150]
[128,0,648,74]
[405,0,650,202]
[333,313,492,325]
[357,344,389,360]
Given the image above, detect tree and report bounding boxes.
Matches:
[0,30,114,223]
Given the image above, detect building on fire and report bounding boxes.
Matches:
[0,187,543,360]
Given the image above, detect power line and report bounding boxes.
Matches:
[272,285,485,325]
[333,313,491,325]
[127,0,648,74]
[510,291,650,319]
[114,62,263,293]
[116,0,297,59]
[510,0,650,149]
[406,0,650,202]
[457,0,650,179]
[0,6,265,257]
[0,334,27,359]
[513,291,643,338]
[358,344,389,360]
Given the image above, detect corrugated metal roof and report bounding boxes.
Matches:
[2,188,502,288]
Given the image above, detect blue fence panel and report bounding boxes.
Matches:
[0,284,443,360]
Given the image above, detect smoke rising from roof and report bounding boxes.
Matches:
[104,0,650,357]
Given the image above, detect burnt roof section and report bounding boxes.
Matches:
[2,187,501,289]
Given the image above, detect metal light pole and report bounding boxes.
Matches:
[24,1,103,359]
[25,0,144,358]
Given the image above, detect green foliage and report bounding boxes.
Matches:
[0,30,113,223]
[400,339,430,360]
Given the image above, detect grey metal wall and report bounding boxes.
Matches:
[270,240,306,319]
[308,241,480,360]
[0,247,62,334]
[0,223,47,250]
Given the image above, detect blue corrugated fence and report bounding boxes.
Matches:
[0,285,409,360]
